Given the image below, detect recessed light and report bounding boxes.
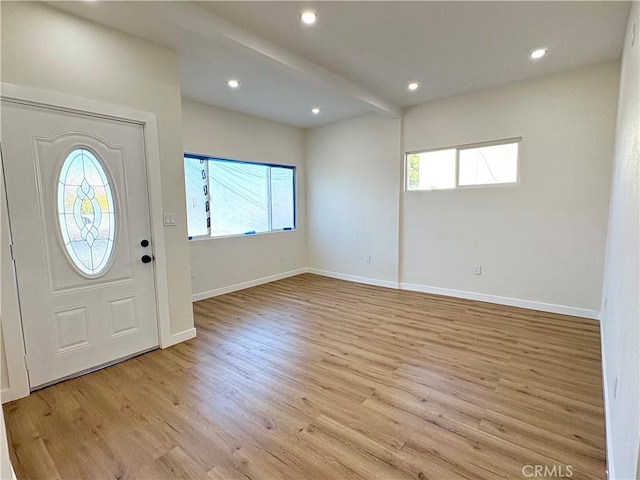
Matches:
[530,48,548,60]
[227,79,240,89]
[300,11,318,25]
[311,107,321,115]
[407,82,420,91]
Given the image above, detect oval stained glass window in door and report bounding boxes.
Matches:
[57,148,116,276]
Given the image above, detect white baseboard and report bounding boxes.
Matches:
[191,267,600,320]
[1,388,11,404]
[192,268,308,302]
[307,268,399,290]
[399,282,600,319]
[599,320,615,480]
[1,385,29,404]
[163,327,197,348]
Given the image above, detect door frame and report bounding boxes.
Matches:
[1,82,173,402]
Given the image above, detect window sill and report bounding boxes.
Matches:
[405,180,520,192]
[188,228,297,242]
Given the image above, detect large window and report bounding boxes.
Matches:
[184,155,296,238]
[406,138,520,191]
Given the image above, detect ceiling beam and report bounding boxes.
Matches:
[156,2,401,119]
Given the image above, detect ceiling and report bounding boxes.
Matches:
[53,1,630,128]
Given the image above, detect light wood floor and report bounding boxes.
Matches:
[4,274,606,480]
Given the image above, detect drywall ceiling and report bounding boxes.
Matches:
[52,1,629,128]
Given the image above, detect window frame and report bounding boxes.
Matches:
[405,137,522,192]
[184,153,297,240]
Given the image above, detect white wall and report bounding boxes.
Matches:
[0,185,27,402]
[182,99,306,298]
[305,113,401,286]
[401,62,619,316]
[0,72,16,477]
[0,329,8,392]
[1,6,18,464]
[0,2,195,398]
[0,407,15,480]
[599,3,639,479]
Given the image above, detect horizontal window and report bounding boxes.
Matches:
[406,138,520,191]
[184,155,296,238]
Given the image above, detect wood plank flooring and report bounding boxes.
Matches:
[3,273,606,479]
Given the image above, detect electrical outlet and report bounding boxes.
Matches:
[190,269,195,279]
[279,254,285,262]
[473,265,482,275]
[365,255,371,264]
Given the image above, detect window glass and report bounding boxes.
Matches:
[458,142,519,186]
[409,149,456,190]
[57,148,115,275]
[406,139,520,191]
[184,157,210,237]
[184,155,296,238]
[210,161,269,236]
[271,167,295,230]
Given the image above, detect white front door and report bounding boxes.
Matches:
[2,99,159,389]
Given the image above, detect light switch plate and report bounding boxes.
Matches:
[163,213,177,226]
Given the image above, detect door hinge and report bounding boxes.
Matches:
[23,355,29,371]
[9,243,15,261]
